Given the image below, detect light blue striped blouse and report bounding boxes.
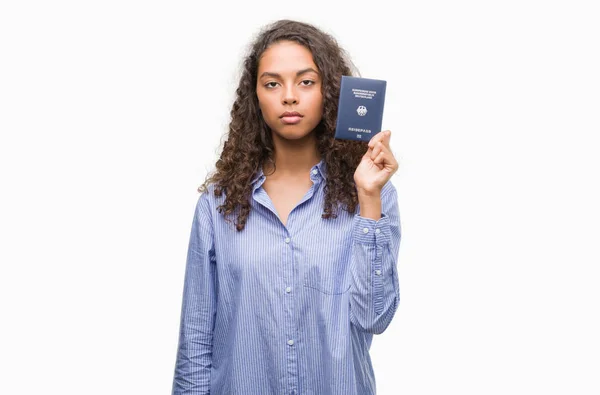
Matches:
[172,159,401,395]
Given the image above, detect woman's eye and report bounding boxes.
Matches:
[265,80,315,89]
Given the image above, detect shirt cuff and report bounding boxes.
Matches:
[352,213,391,245]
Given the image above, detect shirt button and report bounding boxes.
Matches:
[291,391,297,395]
[375,228,380,234]
[363,227,369,234]
[285,287,291,293]
[312,169,318,175]
[375,269,382,275]
[287,339,294,346]
[285,237,290,243]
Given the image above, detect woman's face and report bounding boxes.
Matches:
[256,40,324,141]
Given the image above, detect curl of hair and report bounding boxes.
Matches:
[198,19,368,231]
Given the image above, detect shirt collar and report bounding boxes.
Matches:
[250,158,327,187]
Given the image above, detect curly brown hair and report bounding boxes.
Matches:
[198,19,369,231]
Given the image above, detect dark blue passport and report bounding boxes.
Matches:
[334,76,387,142]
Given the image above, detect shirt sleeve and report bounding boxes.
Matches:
[172,192,217,395]
[349,181,401,335]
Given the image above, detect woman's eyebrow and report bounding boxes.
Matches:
[259,67,319,79]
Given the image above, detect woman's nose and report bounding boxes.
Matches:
[282,86,298,105]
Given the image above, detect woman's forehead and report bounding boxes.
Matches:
[258,41,318,75]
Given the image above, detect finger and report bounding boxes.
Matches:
[367,131,384,148]
[375,146,399,169]
[368,129,390,149]
[373,151,386,165]
[362,145,373,162]
[380,130,391,150]
[370,143,381,161]
[375,151,399,173]
[370,141,390,161]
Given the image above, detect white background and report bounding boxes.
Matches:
[1,1,599,394]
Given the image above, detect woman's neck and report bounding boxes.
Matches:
[264,133,321,179]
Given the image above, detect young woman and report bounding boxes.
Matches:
[172,19,401,395]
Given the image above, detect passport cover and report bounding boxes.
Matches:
[334,76,387,142]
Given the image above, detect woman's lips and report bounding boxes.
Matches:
[281,116,303,124]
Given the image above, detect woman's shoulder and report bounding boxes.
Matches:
[197,182,226,208]
[191,183,222,230]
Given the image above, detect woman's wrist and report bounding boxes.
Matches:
[357,190,382,220]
